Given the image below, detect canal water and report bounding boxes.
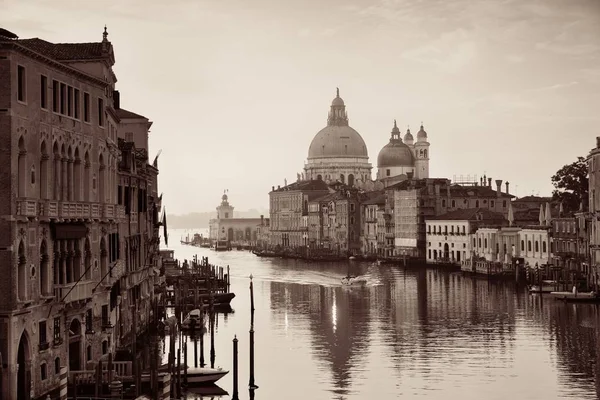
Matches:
[166,229,600,400]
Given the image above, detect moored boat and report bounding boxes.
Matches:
[181,308,206,331]
[528,280,558,294]
[548,291,600,303]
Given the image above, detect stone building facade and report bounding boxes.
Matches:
[393,178,513,260]
[269,180,330,248]
[0,28,162,399]
[587,137,600,289]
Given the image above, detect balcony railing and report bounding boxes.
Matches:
[54,280,95,304]
[16,198,38,217]
[126,267,149,288]
[37,200,126,221]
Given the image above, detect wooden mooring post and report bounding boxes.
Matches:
[232,335,239,400]
[249,274,258,390]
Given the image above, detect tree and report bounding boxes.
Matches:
[551,156,589,214]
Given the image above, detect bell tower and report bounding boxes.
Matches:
[217,190,234,220]
[414,123,430,179]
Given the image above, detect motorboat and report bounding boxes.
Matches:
[181,309,206,331]
[528,280,558,294]
[185,367,229,385]
[341,275,368,286]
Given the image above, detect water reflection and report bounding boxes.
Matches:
[165,229,600,400]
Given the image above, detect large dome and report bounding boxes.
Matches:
[307,89,369,160]
[377,121,415,167]
[308,125,368,159]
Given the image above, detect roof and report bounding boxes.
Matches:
[14,38,108,61]
[115,108,148,120]
[429,208,506,222]
[362,190,386,205]
[271,179,330,193]
[513,195,553,203]
[448,184,514,198]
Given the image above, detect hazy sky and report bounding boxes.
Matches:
[2,0,599,214]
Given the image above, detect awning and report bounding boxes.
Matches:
[51,223,88,240]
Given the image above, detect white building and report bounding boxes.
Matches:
[588,137,600,288]
[518,227,551,268]
[426,208,506,264]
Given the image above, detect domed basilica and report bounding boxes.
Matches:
[302,89,430,188]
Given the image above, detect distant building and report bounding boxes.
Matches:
[587,137,600,289]
[426,208,506,264]
[393,177,514,260]
[255,216,270,249]
[269,180,330,248]
[360,191,385,256]
[208,192,261,244]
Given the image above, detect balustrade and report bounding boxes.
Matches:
[16,198,38,217]
[54,280,95,303]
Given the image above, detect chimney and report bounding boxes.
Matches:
[407,171,414,180]
[261,215,264,224]
[505,181,509,194]
[495,179,502,197]
[487,177,492,187]
[277,185,280,190]
[113,90,120,109]
[272,186,275,192]
[597,136,600,149]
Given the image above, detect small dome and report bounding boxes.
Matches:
[404,128,414,143]
[377,122,415,168]
[417,124,428,140]
[222,193,228,201]
[331,96,345,106]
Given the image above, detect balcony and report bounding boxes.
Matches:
[39,200,59,219]
[16,198,38,218]
[60,201,90,219]
[103,204,116,219]
[126,267,149,288]
[54,280,95,304]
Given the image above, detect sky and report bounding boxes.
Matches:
[2,0,600,214]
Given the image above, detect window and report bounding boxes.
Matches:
[54,357,60,374]
[60,83,66,114]
[85,309,93,333]
[451,200,455,207]
[40,363,47,381]
[83,92,90,122]
[535,241,539,252]
[87,345,92,362]
[442,199,446,207]
[102,340,108,355]
[491,200,495,207]
[527,240,532,252]
[350,216,355,225]
[67,86,73,117]
[40,75,47,109]
[39,320,47,346]
[98,98,105,126]
[53,317,61,342]
[73,88,80,119]
[542,241,547,253]
[52,80,59,112]
[386,169,390,177]
[350,203,355,212]
[102,304,110,327]
[521,240,524,251]
[503,200,507,207]
[17,65,26,102]
[475,200,480,207]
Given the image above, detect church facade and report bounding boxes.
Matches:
[208,192,262,244]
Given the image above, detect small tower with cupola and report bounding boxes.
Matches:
[414,123,430,179]
[217,190,234,220]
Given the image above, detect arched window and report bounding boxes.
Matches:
[542,241,547,253]
[18,136,27,197]
[475,200,480,208]
[39,240,50,296]
[521,240,524,251]
[527,241,532,251]
[17,240,28,301]
[348,174,355,187]
[98,153,105,203]
[340,174,345,183]
[535,241,539,252]
[40,141,49,199]
[84,151,91,201]
[53,142,61,200]
[74,148,81,201]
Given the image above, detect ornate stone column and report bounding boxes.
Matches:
[67,159,74,201]
[62,157,68,201]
